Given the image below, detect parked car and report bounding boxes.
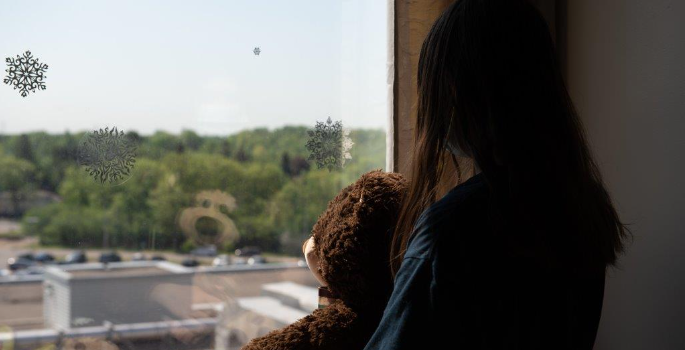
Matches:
[181,258,200,267]
[212,254,231,267]
[17,253,35,261]
[232,257,247,265]
[150,255,166,261]
[7,257,35,271]
[34,252,55,263]
[131,252,147,261]
[190,245,217,257]
[15,266,44,276]
[247,255,266,265]
[98,252,122,263]
[64,251,88,264]
[235,246,261,257]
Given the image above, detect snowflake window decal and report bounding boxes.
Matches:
[253,47,261,56]
[78,127,137,185]
[306,117,353,171]
[3,50,48,97]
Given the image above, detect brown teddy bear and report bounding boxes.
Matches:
[241,170,407,350]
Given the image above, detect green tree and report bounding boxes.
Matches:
[42,132,79,191]
[15,126,386,255]
[180,130,203,151]
[235,146,250,162]
[13,134,35,163]
[270,170,344,255]
[143,131,181,159]
[220,140,232,158]
[32,204,106,247]
[0,156,36,216]
[148,173,191,250]
[281,152,292,176]
[106,159,165,248]
[289,156,310,177]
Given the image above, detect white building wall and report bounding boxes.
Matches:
[44,277,71,329]
[43,263,194,329]
[69,274,193,327]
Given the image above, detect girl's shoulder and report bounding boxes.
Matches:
[404,173,489,260]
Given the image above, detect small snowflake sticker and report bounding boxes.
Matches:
[3,50,48,97]
[78,127,137,185]
[253,47,261,56]
[306,117,353,171]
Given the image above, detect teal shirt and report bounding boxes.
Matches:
[364,173,605,349]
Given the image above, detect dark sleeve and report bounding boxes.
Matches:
[363,256,437,350]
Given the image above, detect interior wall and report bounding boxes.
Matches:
[392,0,684,347]
[564,1,685,349]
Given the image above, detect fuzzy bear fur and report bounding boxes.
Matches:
[241,170,407,350]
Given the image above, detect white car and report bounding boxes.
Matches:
[131,252,147,261]
[233,257,248,265]
[247,255,266,265]
[212,254,231,267]
[191,245,217,257]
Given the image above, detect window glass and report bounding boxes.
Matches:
[0,1,388,349]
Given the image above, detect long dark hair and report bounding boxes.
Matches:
[390,0,628,277]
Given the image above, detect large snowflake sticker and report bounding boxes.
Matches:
[3,50,48,97]
[306,117,353,171]
[78,127,137,185]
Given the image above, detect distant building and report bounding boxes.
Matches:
[43,261,194,330]
[215,281,318,350]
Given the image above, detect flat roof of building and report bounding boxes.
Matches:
[68,266,169,278]
[261,281,318,312]
[236,296,309,325]
[43,261,194,282]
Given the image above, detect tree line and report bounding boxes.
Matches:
[0,127,385,255]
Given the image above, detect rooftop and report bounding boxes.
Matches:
[68,266,168,278]
[43,261,194,282]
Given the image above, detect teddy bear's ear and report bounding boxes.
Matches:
[311,170,407,309]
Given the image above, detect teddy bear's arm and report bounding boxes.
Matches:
[241,314,315,350]
[241,302,365,350]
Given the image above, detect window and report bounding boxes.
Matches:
[0,1,388,349]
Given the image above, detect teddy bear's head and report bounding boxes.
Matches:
[302,170,407,312]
